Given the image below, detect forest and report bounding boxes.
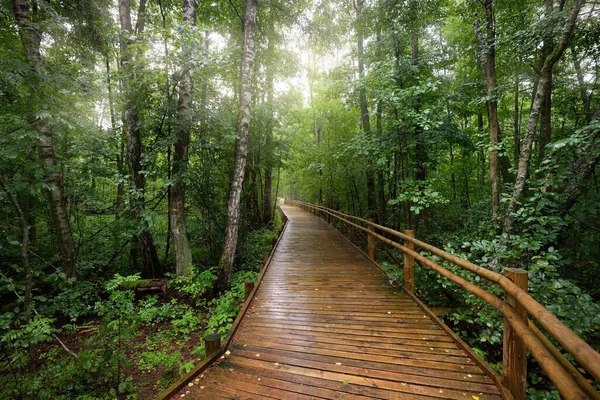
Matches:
[1,0,599,398]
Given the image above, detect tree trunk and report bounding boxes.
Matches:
[572,48,592,123]
[538,68,553,162]
[450,143,457,201]
[118,0,162,278]
[262,19,275,227]
[215,0,259,293]
[355,0,376,218]
[503,0,584,235]
[513,73,521,165]
[376,100,386,221]
[170,0,195,276]
[482,0,500,223]
[12,0,77,278]
[538,0,555,163]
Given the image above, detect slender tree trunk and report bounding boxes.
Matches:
[503,0,584,234]
[118,0,162,278]
[412,35,426,183]
[1,178,31,321]
[450,143,457,201]
[106,55,125,217]
[481,0,501,223]
[12,0,77,278]
[215,0,259,292]
[477,113,486,185]
[513,73,521,164]
[262,20,275,226]
[539,68,553,162]
[376,100,386,221]
[539,0,555,163]
[355,0,376,218]
[572,48,592,123]
[170,0,195,276]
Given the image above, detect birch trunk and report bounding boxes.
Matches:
[215,0,259,292]
[170,0,195,276]
[12,0,77,278]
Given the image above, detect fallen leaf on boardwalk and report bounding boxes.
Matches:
[258,378,261,381]
[200,386,205,390]
[467,374,472,377]
[188,382,193,387]
[387,311,392,314]
[401,383,407,386]
[335,362,342,365]
[342,380,349,385]
[472,397,479,400]
[315,289,319,291]
[256,353,260,357]
[225,350,231,355]
[274,363,279,366]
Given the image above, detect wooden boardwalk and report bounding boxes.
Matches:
[183,205,504,399]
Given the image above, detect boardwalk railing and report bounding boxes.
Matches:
[286,199,600,400]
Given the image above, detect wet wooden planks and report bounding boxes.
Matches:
[183,205,503,399]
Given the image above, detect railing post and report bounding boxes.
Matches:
[244,280,255,302]
[204,333,221,357]
[367,218,375,260]
[503,268,528,400]
[403,230,415,293]
[350,224,355,244]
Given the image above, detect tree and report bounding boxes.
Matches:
[215,0,260,292]
[118,0,162,278]
[354,0,376,218]
[170,0,196,276]
[503,0,585,235]
[12,0,77,278]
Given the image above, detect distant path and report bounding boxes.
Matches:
[184,204,503,399]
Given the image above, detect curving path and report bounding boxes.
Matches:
[182,204,504,399]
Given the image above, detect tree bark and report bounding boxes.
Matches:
[355,0,376,218]
[571,48,592,123]
[262,19,275,227]
[215,0,259,292]
[513,73,521,165]
[503,0,585,235]
[170,0,195,276]
[481,0,500,223]
[118,0,162,278]
[376,100,386,221]
[12,0,77,278]
[538,0,555,163]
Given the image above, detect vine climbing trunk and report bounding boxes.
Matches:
[12,0,77,278]
[118,0,162,278]
[170,0,195,277]
[215,0,259,292]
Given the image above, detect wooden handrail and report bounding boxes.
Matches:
[286,199,600,400]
